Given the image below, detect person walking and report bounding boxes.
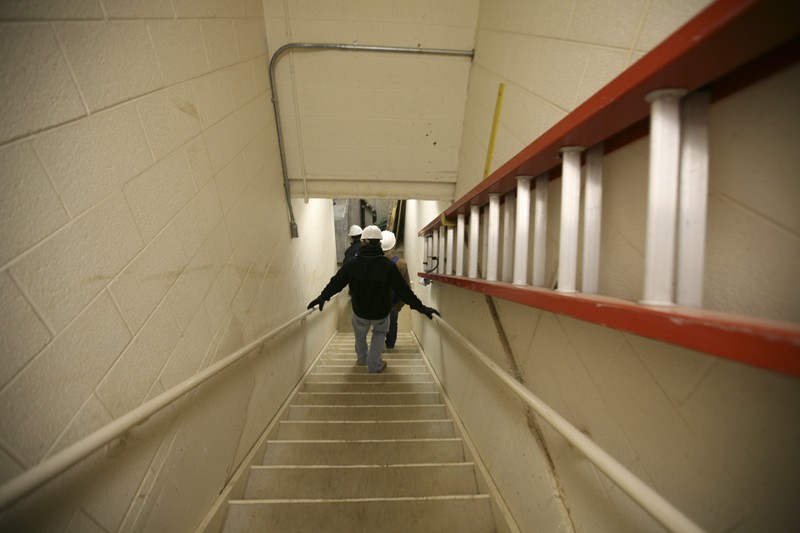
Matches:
[381,230,408,349]
[307,225,440,373]
[343,224,363,262]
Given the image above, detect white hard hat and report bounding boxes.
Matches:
[348,224,362,237]
[361,225,382,240]
[381,230,396,251]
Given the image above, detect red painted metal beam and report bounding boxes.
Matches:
[419,0,800,236]
[418,273,800,377]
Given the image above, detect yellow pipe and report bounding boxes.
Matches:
[483,82,506,179]
[440,213,456,227]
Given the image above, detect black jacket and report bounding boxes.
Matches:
[343,240,362,262]
[318,243,424,319]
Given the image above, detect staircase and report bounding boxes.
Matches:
[221,332,499,532]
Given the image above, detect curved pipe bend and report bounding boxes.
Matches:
[268,42,474,238]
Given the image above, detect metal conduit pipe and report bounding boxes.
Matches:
[558,146,584,293]
[446,226,454,276]
[512,176,531,286]
[642,88,687,304]
[268,43,474,238]
[581,145,603,294]
[487,194,501,281]
[676,91,710,307]
[532,174,549,287]
[502,191,515,283]
[456,213,465,276]
[468,205,480,279]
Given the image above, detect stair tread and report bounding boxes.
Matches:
[223,332,497,532]
[231,495,490,503]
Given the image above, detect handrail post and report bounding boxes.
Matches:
[456,214,466,276]
[677,90,710,307]
[558,147,584,293]
[643,89,687,305]
[582,145,603,294]
[468,205,480,279]
[532,174,549,287]
[513,176,532,285]
[487,194,501,281]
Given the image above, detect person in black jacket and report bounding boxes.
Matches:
[343,224,363,263]
[308,225,440,373]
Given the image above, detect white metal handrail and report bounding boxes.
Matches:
[431,314,706,533]
[0,297,336,510]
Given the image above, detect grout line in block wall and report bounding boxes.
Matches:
[31,142,75,220]
[628,0,652,67]
[197,19,214,76]
[0,51,267,150]
[133,104,158,165]
[107,288,135,337]
[49,22,91,118]
[40,391,110,465]
[0,437,31,470]
[0,286,115,400]
[145,21,168,88]
[5,270,56,339]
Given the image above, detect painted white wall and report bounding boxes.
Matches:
[411,1,800,533]
[0,2,339,531]
[1,0,798,531]
[263,0,479,200]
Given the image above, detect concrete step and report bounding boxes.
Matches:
[321,351,422,359]
[312,363,428,373]
[261,438,466,465]
[275,420,455,440]
[307,372,432,382]
[294,392,441,406]
[302,382,437,393]
[223,495,495,533]
[243,463,480,499]
[287,404,448,421]
[221,332,498,533]
[318,357,422,366]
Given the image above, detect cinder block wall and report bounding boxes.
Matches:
[0,2,339,531]
[407,0,800,532]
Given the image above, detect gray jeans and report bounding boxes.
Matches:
[351,312,389,373]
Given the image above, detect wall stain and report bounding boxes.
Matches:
[175,99,200,121]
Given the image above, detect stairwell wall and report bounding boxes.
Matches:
[0,2,339,531]
[407,0,800,532]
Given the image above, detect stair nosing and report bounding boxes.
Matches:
[250,462,476,470]
[266,437,462,444]
[229,494,491,504]
[279,419,453,425]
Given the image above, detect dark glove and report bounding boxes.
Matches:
[307,297,325,311]
[421,306,440,320]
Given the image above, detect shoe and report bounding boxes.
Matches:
[356,360,366,366]
[385,344,395,350]
[368,361,387,374]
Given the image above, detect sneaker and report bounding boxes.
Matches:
[378,360,387,373]
[356,360,366,366]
